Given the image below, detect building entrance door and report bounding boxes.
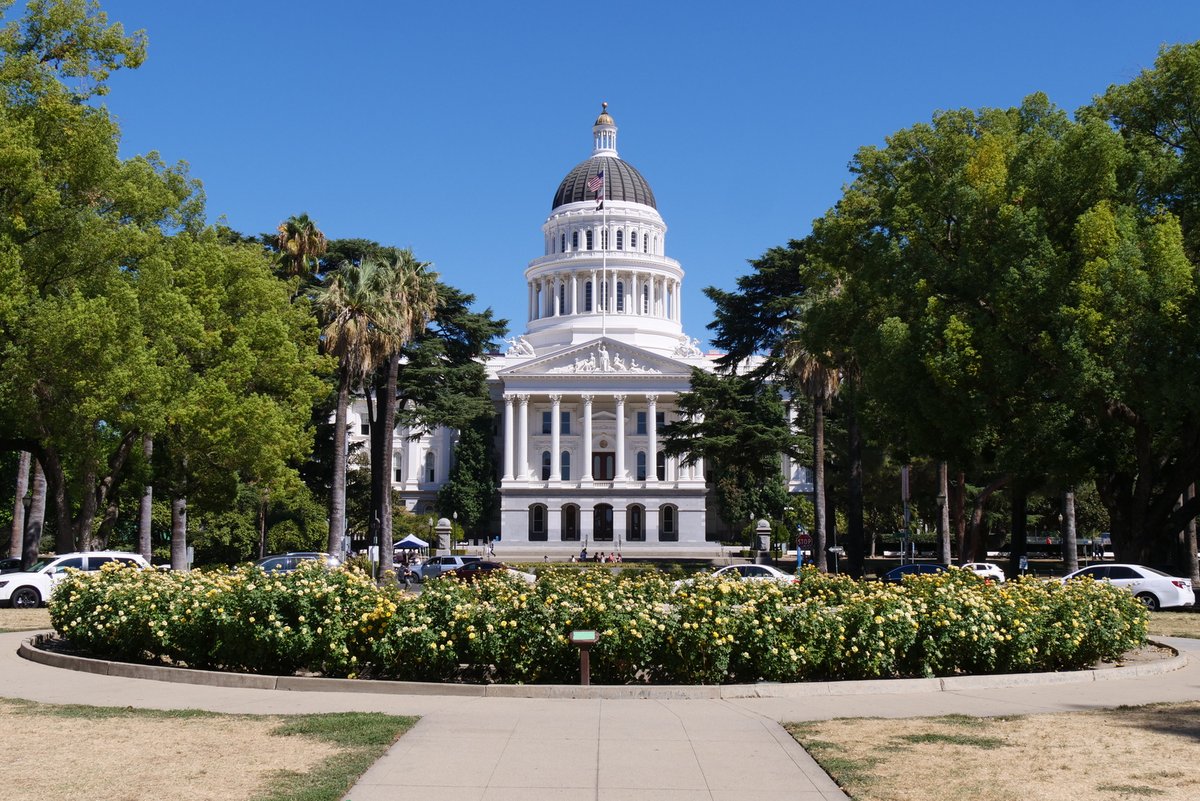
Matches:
[593,504,614,541]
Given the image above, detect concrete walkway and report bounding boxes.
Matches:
[5,631,1200,801]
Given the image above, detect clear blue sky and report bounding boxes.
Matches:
[38,1,1200,345]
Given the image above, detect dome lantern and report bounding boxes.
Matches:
[592,101,618,156]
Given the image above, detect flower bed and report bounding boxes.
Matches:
[49,563,1147,684]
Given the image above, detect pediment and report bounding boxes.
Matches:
[498,337,692,378]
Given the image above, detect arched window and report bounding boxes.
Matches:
[558,283,566,315]
[642,285,649,314]
[561,451,571,481]
[561,233,566,252]
[644,235,649,253]
[656,452,666,481]
[659,505,677,541]
[616,281,624,312]
[586,230,593,250]
[616,229,624,250]
[541,450,551,481]
[393,458,402,484]
[636,451,647,481]
[585,281,593,312]
[424,452,435,483]
[630,231,638,251]
[627,505,644,541]
[600,281,608,311]
[602,228,608,249]
[561,504,579,541]
[572,230,579,251]
[529,504,547,541]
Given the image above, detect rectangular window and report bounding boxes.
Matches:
[636,412,646,435]
[360,422,370,435]
[542,411,552,434]
[586,230,593,250]
[656,412,665,429]
[394,468,402,483]
[561,411,571,435]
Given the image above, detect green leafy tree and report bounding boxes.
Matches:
[437,418,497,542]
[662,369,793,538]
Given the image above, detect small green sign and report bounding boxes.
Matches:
[570,629,599,644]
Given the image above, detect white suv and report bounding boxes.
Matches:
[0,551,150,609]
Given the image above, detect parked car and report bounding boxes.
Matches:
[1062,564,1195,611]
[410,555,482,582]
[962,562,1006,583]
[673,563,798,590]
[880,563,949,583]
[0,551,151,609]
[253,552,341,573]
[712,564,798,583]
[0,557,23,574]
[442,560,537,584]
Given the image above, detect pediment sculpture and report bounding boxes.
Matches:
[504,335,536,357]
[548,343,661,374]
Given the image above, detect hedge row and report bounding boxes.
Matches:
[49,563,1147,684]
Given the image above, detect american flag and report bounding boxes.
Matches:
[587,169,604,209]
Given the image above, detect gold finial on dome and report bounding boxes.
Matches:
[595,101,614,126]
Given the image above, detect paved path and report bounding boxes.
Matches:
[4,631,1200,801]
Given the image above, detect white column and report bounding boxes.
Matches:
[582,394,594,481]
[646,394,658,483]
[614,394,626,481]
[590,270,598,313]
[528,282,535,321]
[570,272,578,315]
[516,394,530,481]
[694,411,705,483]
[503,395,514,481]
[550,394,562,482]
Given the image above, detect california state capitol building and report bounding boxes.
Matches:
[348,105,813,554]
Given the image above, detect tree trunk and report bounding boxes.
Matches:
[967,475,1009,563]
[137,435,153,561]
[328,370,351,555]
[953,470,966,562]
[811,400,827,572]
[170,496,188,571]
[258,490,269,559]
[9,451,30,559]
[1062,489,1079,574]
[96,494,120,550]
[1186,484,1199,587]
[23,459,46,568]
[824,481,838,573]
[937,461,951,565]
[846,397,864,578]
[1008,485,1027,578]
[375,355,400,581]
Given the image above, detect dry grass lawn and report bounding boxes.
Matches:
[1147,610,1200,639]
[788,702,1200,801]
[0,607,51,631]
[2,699,337,801]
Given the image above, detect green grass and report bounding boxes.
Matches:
[1096,784,1166,796]
[1,699,416,801]
[785,724,880,789]
[894,732,1006,748]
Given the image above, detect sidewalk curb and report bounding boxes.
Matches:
[18,633,1184,700]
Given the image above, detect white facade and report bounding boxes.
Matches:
[351,107,812,552]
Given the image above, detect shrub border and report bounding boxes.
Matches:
[18,633,1184,700]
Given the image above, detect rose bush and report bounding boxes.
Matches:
[49,563,1147,684]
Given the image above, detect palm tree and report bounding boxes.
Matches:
[782,332,840,572]
[276,213,327,279]
[314,256,439,564]
[371,252,439,579]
